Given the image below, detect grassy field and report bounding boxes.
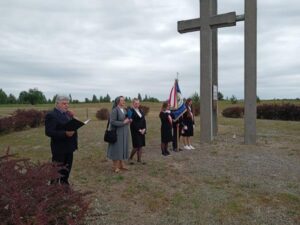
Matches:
[0,101,300,225]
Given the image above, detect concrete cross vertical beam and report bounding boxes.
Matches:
[211,0,218,136]
[200,0,213,142]
[244,0,257,144]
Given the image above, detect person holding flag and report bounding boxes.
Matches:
[168,79,186,151]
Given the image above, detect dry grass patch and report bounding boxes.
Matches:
[0,102,299,225]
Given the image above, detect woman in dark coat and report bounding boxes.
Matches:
[128,98,147,164]
[181,98,195,150]
[159,101,173,156]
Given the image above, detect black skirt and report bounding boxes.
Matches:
[160,112,173,143]
[181,118,194,137]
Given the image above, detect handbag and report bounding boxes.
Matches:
[104,119,117,144]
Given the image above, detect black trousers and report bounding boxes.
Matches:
[52,152,73,184]
[172,125,178,149]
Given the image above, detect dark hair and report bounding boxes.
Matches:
[185,98,193,118]
[161,101,169,111]
[185,98,192,105]
[113,96,124,108]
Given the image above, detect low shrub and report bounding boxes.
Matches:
[222,106,244,118]
[96,108,110,120]
[222,103,300,121]
[0,109,48,135]
[0,117,14,134]
[193,104,200,116]
[13,109,47,129]
[139,105,150,116]
[257,103,300,121]
[0,150,90,225]
[12,109,30,131]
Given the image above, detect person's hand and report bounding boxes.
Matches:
[66,131,75,137]
[184,125,188,130]
[124,118,131,124]
[139,129,146,134]
[66,110,75,118]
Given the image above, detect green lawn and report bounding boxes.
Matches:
[0,101,299,225]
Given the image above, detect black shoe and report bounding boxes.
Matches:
[129,160,135,165]
[173,148,178,152]
[165,149,170,155]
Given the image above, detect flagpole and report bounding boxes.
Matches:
[177,123,180,151]
[176,73,180,151]
[169,74,185,151]
[175,75,179,151]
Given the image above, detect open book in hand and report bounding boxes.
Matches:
[64,118,91,131]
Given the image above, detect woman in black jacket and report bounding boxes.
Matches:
[128,98,147,164]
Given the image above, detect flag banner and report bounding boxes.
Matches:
[168,79,186,121]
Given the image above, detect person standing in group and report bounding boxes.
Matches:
[182,98,195,150]
[172,113,183,152]
[107,96,131,172]
[159,101,173,156]
[128,98,147,164]
[45,94,78,185]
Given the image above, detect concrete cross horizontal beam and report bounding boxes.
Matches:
[178,12,236,33]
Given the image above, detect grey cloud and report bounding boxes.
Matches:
[0,0,299,100]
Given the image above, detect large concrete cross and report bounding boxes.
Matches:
[178,0,237,142]
[178,0,257,144]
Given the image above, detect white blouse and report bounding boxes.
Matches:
[134,108,142,118]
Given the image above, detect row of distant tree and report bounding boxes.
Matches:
[2,88,297,105]
[189,92,267,104]
[0,88,160,105]
[0,88,48,105]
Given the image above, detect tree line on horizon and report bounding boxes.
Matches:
[0,88,160,105]
[1,88,297,106]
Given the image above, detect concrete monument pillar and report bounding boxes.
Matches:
[244,0,257,144]
[212,0,218,136]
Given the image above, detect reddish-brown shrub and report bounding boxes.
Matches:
[0,151,90,225]
[0,109,48,135]
[222,106,244,118]
[40,110,49,124]
[139,105,150,116]
[96,108,110,120]
[0,117,14,134]
[13,109,47,129]
[257,103,300,121]
[12,109,31,130]
[193,104,200,116]
[222,103,300,121]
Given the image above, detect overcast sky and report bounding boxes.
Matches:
[0,0,299,101]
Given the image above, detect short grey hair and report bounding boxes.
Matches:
[55,94,70,104]
[132,98,139,103]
